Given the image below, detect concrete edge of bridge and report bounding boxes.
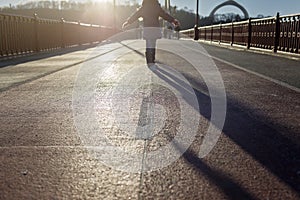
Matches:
[0,43,99,66]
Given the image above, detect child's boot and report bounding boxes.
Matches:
[145,49,155,64]
[151,48,156,63]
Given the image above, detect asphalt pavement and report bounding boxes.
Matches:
[0,39,299,199]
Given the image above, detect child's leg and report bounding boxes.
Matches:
[146,39,157,64]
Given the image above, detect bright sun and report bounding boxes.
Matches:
[92,0,108,2]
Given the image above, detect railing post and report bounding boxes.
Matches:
[4,15,10,55]
[231,22,234,46]
[296,15,300,53]
[60,18,65,48]
[291,16,296,53]
[8,15,13,55]
[90,24,93,44]
[211,26,213,41]
[33,13,40,52]
[274,12,280,53]
[247,18,252,49]
[78,21,81,46]
[0,14,3,56]
[194,25,199,40]
[219,23,222,43]
[10,15,16,55]
[194,0,199,40]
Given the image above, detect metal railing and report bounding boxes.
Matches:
[182,13,300,54]
[0,13,115,57]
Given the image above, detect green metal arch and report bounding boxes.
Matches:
[209,0,249,19]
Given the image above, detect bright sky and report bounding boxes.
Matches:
[1,0,299,17]
[148,0,300,17]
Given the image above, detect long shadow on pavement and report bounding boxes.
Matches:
[151,67,257,199]
[120,42,300,197]
[153,64,300,196]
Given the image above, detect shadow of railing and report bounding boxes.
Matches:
[119,41,300,197]
[153,60,300,196]
[0,44,96,68]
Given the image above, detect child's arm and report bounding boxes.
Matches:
[122,7,143,29]
[158,7,180,27]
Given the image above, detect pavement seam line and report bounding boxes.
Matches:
[211,56,300,93]
[138,67,154,199]
[180,40,300,93]
[138,140,148,200]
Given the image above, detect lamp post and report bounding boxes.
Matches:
[164,0,171,34]
[194,0,199,40]
[165,0,170,11]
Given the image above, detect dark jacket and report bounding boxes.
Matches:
[127,2,175,27]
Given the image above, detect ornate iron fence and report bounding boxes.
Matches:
[182,13,300,54]
[0,13,115,57]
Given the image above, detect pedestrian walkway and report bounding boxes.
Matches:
[1,38,299,199]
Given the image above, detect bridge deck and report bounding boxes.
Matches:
[1,39,300,199]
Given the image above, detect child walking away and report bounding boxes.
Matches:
[122,0,180,65]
